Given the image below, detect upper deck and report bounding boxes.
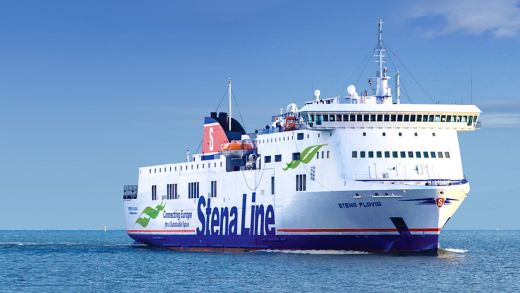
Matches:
[297,101,481,131]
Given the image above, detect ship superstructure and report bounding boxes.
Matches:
[123,20,480,253]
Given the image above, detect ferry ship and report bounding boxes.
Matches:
[123,20,480,253]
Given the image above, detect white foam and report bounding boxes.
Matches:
[259,249,370,255]
[443,248,468,253]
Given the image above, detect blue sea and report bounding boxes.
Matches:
[0,230,518,292]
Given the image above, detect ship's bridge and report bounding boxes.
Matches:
[298,103,481,131]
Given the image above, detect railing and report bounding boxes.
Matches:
[353,178,468,186]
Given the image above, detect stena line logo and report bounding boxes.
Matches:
[209,127,214,151]
[197,192,275,236]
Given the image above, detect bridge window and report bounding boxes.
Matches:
[416,151,422,158]
[336,114,342,121]
[352,151,358,158]
[357,114,362,121]
[376,151,382,158]
[404,115,410,122]
[423,152,429,158]
[438,151,444,158]
[384,114,390,121]
[384,151,390,158]
[364,114,370,121]
[264,156,271,163]
[360,151,366,158]
[343,114,349,121]
[430,151,437,158]
[370,114,376,121]
[408,151,414,158]
[392,151,398,158]
[391,114,397,122]
[323,115,328,122]
[377,114,383,122]
[410,115,416,122]
[397,114,403,121]
[417,115,423,122]
[429,115,434,122]
[329,115,335,122]
[275,155,282,162]
[400,151,406,158]
[368,151,374,158]
[445,152,451,158]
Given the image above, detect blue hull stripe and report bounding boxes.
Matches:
[128,233,439,253]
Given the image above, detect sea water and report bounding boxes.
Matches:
[0,230,518,292]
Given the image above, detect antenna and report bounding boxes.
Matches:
[375,19,386,78]
[395,71,401,104]
[228,79,232,131]
[470,71,473,104]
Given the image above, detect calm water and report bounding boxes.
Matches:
[0,230,518,292]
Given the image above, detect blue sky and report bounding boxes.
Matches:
[1,0,519,229]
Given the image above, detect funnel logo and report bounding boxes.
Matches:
[436,198,445,208]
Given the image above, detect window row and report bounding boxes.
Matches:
[188,182,200,199]
[296,174,307,191]
[148,161,224,174]
[264,154,282,164]
[152,181,217,201]
[352,150,451,159]
[305,113,478,126]
[210,181,217,198]
[166,183,178,200]
[151,185,157,201]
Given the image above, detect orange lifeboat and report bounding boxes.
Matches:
[221,140,255,157]
[285,116,298,131]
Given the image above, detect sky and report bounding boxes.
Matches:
[1,0,520,229]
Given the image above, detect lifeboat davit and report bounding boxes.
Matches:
[221,140,255,157]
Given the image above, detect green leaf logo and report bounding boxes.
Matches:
[283,144,326,171]
[135,202,166,227]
